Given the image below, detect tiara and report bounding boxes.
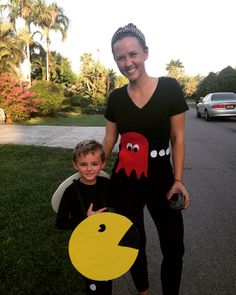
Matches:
[111,23,146,46]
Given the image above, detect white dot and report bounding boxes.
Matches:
[159,149,165,157]
[166,147,170,155]
[89,284,97,291]
[150,150,157,158]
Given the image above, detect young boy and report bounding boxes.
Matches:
[56,139,112,295]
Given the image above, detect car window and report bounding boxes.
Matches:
[211,93,236,101]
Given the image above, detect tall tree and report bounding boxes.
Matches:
[77,52,110,105]
[196,72,218,97]
[49,51,77,85]
[0,0,43,84]
[30,41,47,80]
[0,19,25,75]
[217,66,236,92]
[181,75,203,99]
[38,1,69,81]
[166,59,184,80]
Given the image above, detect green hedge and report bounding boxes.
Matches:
[30,81,65,115]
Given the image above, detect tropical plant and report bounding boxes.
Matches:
[0,19,25,75]
[30,40,47,80]
[37,1,70,81]
[166,59,185,80]
[49,51,77,86]
[180,75,203,99]
[1,0,41,84]
[77,53,110,106]
[114,74,128,89]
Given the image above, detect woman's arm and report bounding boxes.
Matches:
[102,120,119,160]
[168,112,190,209]
[170,112,186,181]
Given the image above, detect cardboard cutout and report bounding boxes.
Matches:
[116,132,149,179]
[69,212,139,281]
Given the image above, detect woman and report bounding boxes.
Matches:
[103,23,190,295]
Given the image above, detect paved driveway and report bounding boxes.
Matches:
[0,125,106,148]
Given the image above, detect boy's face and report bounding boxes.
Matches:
[73,151,104,185]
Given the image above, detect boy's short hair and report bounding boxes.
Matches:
[73,140,105,162]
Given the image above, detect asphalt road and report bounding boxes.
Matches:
[1,110,236,294]
[114,109,236,295]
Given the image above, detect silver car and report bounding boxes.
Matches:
[196,92,236,121]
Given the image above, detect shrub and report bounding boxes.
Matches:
[69,95,106,114]
[30,81,64,115]
[60,105,79,112]
[82,104,106,114]
[0,74,42,122]
[70,95,90,107]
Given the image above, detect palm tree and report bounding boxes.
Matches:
[0,19,25,75]
[0,0,43,84]
[166,59,184,80]
[38,1,69,81]
[30,41,47,80]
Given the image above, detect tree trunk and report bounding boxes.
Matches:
[46,37,50,82]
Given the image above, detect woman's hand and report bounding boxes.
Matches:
[166,180,190,210]
[87,203,107,217]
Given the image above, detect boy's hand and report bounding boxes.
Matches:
[87,203,107,217]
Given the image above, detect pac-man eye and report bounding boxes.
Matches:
[133,144,139,152]
[98,224,106,232]
[126,143,133,151]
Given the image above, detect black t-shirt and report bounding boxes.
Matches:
[56,176,111,230]
[105,77,189,181]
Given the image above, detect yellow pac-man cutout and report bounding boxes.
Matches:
[68,212,139,281]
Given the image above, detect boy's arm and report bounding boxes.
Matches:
[56,188,75,229]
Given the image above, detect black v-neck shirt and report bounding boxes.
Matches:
[105,77,188,182]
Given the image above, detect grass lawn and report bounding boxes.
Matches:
[0,144,116,295]
[24,113,106,126]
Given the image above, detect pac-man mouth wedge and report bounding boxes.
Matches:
[68,212,139,281]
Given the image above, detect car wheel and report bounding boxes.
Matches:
[196,108,201,118]
[205,109,210,121]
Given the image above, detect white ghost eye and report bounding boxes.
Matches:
[133,144,139,152]
[126,143,133,150]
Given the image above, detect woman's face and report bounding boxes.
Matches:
[112,36,148,82]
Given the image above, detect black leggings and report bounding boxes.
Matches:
[110,170,185,295]
[115,192,184,295]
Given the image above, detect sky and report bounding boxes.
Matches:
[6,0,236,77]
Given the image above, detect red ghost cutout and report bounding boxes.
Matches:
[116,132,148,179]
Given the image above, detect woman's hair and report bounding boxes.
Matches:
[73,140,105,162]
[111,23,147,51]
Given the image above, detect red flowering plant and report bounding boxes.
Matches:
[0,74,43,122]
